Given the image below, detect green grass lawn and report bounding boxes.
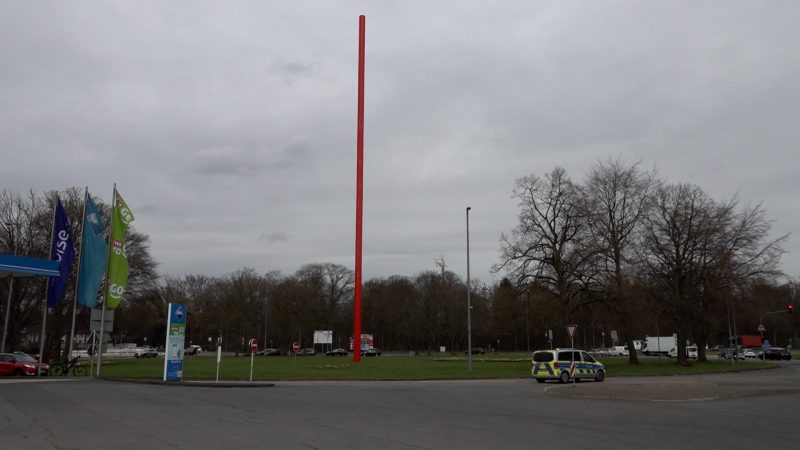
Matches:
[96,354,776,381]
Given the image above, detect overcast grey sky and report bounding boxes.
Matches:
[1,1,798,284]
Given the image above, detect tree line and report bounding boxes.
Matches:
[2,162,797,365]
[496,159,790,364]
[0,188,158,358]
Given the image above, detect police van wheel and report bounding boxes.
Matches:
[559,371,570,384]
[536,378,545,384]
[595,370,605,382]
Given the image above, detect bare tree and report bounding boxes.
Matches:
[691,199,787,360]
[495,167,591,321]
[580,159,655,364]
[638,184,714,364]
[1,188,160,356]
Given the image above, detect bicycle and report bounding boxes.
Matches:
[51,357,88,377]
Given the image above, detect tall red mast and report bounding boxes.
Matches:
[353,15,366,362]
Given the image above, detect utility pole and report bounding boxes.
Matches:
[466,206,472,373]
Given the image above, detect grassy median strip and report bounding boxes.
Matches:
[597,357,775,376]
[97,354,777,381]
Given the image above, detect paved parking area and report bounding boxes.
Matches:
[1,362,798,449]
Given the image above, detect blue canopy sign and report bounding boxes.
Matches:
[0,253,60,278]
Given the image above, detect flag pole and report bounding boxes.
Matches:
[96,184,116,377]
[38,192,58,377]
[67,187,89,361]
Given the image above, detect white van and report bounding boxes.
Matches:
[668,346,698,358]
[609,346,629,356]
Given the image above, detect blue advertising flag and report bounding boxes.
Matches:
[47,197,75,308]
[76,194,108,308]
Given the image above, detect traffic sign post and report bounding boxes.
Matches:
[215,335,222,383]
[566,324,577,387]
[248,338,258,382]
[566,325,577,341]
[292,341,300,368]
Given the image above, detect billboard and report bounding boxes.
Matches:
[313,330,332,344]
[348,334,373,351]
[163,303,186,382]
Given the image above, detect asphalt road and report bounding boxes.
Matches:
[1,362,798,450]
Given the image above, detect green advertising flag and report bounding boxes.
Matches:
[105,190,134,309]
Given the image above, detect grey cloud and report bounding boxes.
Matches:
[259,231,290,245]
[269,60,316,86]
[1,1,798,282]
[189,140,312,178]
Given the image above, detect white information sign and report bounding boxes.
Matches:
[313,330,333,344]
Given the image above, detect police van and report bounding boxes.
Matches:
[531,348,605,383]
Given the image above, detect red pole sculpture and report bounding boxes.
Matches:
[353,15,366,362]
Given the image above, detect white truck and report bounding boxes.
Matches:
[643,335,676,356]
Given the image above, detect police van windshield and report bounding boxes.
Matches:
[533,352,554,362]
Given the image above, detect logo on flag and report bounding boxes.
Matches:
[105,190,134,309]
[47,197,74,309]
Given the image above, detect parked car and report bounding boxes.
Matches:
[743,348,758,358]
[759,347,791,360]
[13,351,40,360]
[134,347,158,358]
[256,348,281,356]
[590,348,611,357]
[465,347,485,355]
[717,348,746,360]
[325,348,348,357]
[296,348,316,356]
[669,346,698,358]
[0,353,50,376]
[362,348,381,356]
[609,346,629,356]
[185,345,202,356]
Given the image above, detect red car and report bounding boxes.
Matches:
[0,353,50,376]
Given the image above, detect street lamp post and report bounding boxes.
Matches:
[466,206,472,373]
[264,293,271,354]
[1,221,21,354]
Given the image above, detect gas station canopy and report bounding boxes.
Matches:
[0,252,60,278]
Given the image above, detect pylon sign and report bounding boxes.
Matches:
[566,324,577,341]
[163,303,186,382]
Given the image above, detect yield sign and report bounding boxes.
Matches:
[566,324,578,340]
[757,324,766,332]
